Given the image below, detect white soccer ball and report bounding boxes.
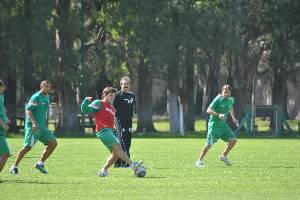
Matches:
[135,165,146,178]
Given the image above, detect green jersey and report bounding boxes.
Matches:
[26,91,50,127]
[0,94,7,134]
[208,95,234,127]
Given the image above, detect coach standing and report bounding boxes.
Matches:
[113,76,136,168]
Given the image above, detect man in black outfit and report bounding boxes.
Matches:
[113,76,136,168]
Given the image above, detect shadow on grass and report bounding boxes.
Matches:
[270,165,299,169]
[140,176,166,179]
[1,179,83,185]
[8,156,42,159]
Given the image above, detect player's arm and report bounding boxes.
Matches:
[27,110,38,131]
[133,94,137,115]
[207,107,222,118]
[0,118,9,131]
[207,97,225,120]
[81,97,101,114]
[230,106,239,126]
[26,97,39,132]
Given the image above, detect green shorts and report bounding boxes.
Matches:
[96,128,119,152]
[207,124,236,145]
[0,135,11,156]
[24,126,56,147]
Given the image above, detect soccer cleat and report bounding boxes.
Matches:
[219,155,232,166]
[113,163,122,168]
[130,160,144,174]
[122,163,130,168]
[195,160,205,168]
[10,166,19,175]
[34,163,48,174]
[97,169,109,177]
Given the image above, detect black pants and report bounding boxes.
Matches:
[114,120,132,167]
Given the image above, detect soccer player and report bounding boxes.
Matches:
[10,80,57,174]
[113,76,136,168]
[81,87,143,177]
[0,80,11,183]
[195,84,238,168]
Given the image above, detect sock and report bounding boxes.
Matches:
[37,161,44,165]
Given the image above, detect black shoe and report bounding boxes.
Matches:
[114,163,122,168]
[122,163,130,168]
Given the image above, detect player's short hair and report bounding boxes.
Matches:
[40,80,51,87]
[102,87,117,98]
[222,84,232,93]
[120,76,131,85]
[0,80,5,87]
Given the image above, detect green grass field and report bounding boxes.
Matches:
[1,137,300,200]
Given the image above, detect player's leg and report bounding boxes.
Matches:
[0,154,9,172]
[114,122,125,167]
[10,129,36,174]
[112,144,143,174]
[10,146,32,174]
[119,125,132,167]
[39,139,57,163]
[124,126,132,158]
[102,147,120,171]
[219,125,237,166]
[222,138,237,156]
[195,126,216,168]
[97,129,143,176]
[0,154,9,183]
[35,130,57,174]
[0,135,10,172]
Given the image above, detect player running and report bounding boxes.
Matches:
[195,84,238,168]
[10,80,57,174]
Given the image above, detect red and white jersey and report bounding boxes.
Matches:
[93,101,115,132]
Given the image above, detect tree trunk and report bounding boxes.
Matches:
[203,32,223,113]
[55,0,79,134]
[272,70,288,118]
[230,40,264,120]
[183,46,196,131]
[136,54,155,133]
[167,50,180,135]
[23,0,36,100]
[6,69,17,132]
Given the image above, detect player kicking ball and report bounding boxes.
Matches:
[81,87,145,177]
[195,84,238,168]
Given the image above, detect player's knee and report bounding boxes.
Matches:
[1,153,9,159]
[112,143,121,152]
[24,146,32,152]
[47,139,57,149]
[204,144,211,150]
[229,139,237,145]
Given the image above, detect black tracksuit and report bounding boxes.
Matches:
[113,91,136,167]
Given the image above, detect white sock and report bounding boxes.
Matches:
[37,161,44,165]
[12,165,18,169]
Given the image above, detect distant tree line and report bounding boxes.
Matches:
[1,0,299,135]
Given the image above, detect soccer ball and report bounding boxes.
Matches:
[135,165,146,178]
